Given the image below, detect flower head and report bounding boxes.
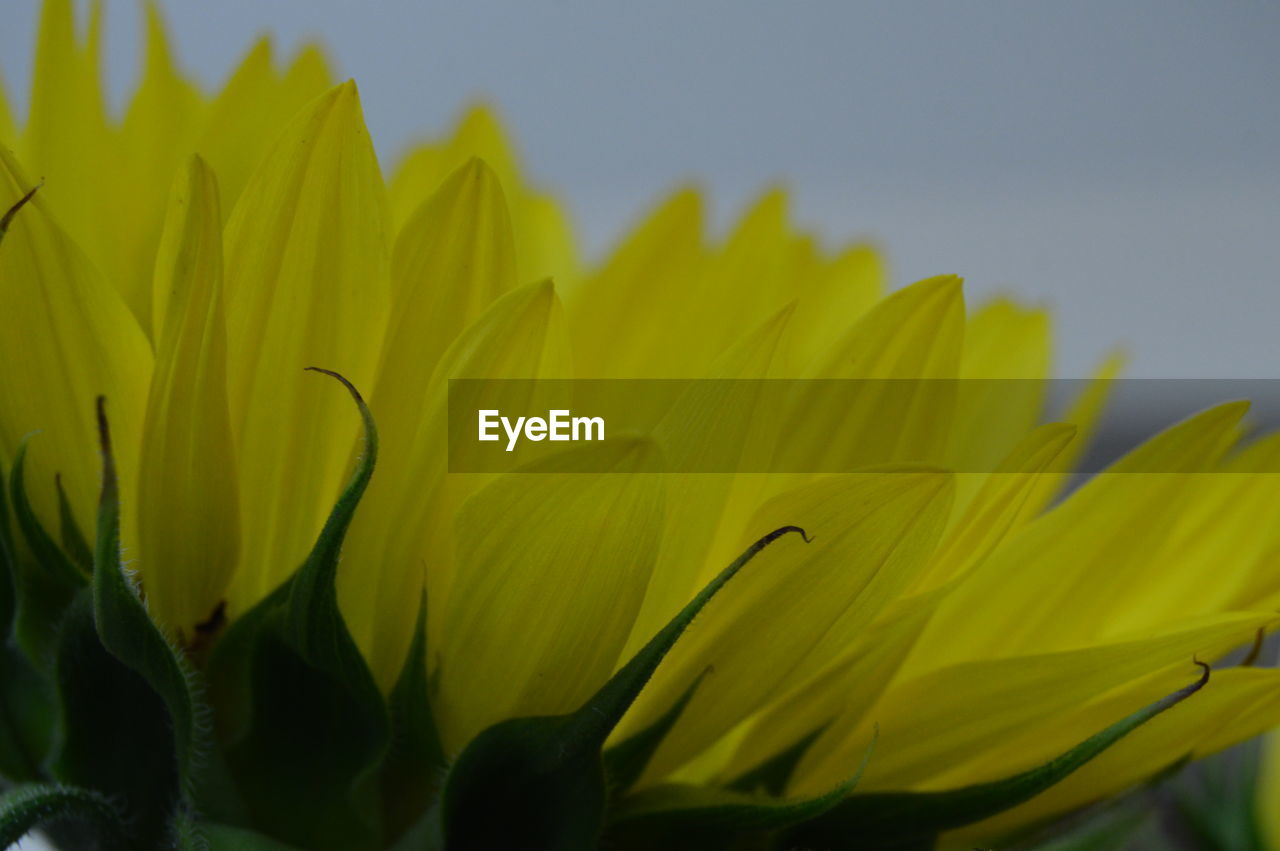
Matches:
[1,2,1279,849]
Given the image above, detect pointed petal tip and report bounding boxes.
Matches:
[1205,398,1252,423]
[460,100,505,128]
[457,155,500,186]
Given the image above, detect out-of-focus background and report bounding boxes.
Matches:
[2,2,1278,387]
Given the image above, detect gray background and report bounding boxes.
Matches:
[2,0,1278,386]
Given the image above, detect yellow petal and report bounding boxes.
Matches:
[0,148,152,544]
[385,157,518,371]
[1020,351,1124,517]
[1088,433,1280,638]
[947,665,1280,846]
[779,275,966,473]
[618,469,953,785]
[721,585,948,783]
[909,422,1076,594]
[278,44,334,107]
[786,243,884,372]
[0,70,16,144]
[621,303,797,658]
[196,40,334,218]
[518,191,578,292]
[222,82,391,615]
[341,279,570,689]
[136,156,239,639]
[435,438,665,753]
[686,188,804,368]
[948,299,1050,473]
[389,104,575,286]
[115,1,204,330]
[22,0,119,298]
[138,156,240,639]
[912,402,1249,669]
[792,612,1274,796]
[564,187,706,377]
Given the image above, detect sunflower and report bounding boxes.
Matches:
[1,2,1278,850]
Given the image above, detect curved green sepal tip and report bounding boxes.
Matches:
[204,369,390,851]
[440,526,811,851]
[0,782,126,850]
[785,662,1212,850]
[284,367,379,676]
[8,437,87,666]
[92,398,202,788]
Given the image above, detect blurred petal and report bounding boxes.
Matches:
[913,402,1249,669]
[390,104,575,286]
[793,613,1274,796]
[949,299,1050,473]
[197,40,334,217]
[115,1,204,330]
[564,187,706,377]
[948,665,1280,845]
[0,69,16,144]
[1020,351,1124,516]
[787,243,884,372]
[22,0,119,300]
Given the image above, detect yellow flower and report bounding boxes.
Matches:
[2,2,1279,849]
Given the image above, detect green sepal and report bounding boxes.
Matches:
[91,399,202,788]
[0,781,127,850]
[0,641,53,782]
[605,731,873,848]
[55,473,93,573]
[8,437,87,666]
[205,369,389,851]
[725,724,828,796]
[439,525,812,851]
[0,460,15,633]
[381,592,445,845]
[50,592,182,848]
[603,669,708,795]
[0,459,53,784]
[783,662,1212,850]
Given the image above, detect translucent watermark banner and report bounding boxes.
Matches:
[447,379,1280,474]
